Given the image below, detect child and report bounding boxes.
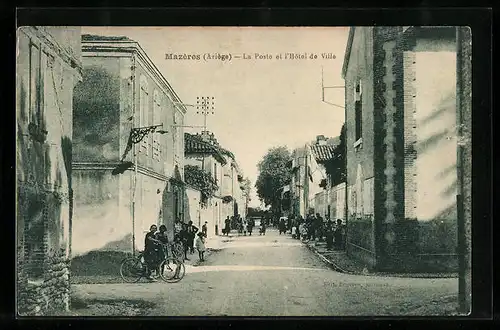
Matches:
[195,232,206,261]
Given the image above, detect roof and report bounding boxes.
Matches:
[82,34,134,42]
[310,144,336,162]
[184,133,227,165]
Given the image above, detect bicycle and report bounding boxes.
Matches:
[120,243,185,283]
[171,238,185,260]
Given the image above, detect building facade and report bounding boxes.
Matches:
[342,26,459,272]
[184,131,246,236]
[71,35,186,257]
[290,136,338,219]
[16,26,82,315]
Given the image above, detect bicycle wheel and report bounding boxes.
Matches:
[120,257,144,283]
[158,258,185,283]
[173,242,184,259]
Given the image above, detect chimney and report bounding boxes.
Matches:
[316,135,327,146]
[200,130,210,142]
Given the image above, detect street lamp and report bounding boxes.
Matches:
[114,123,168,256]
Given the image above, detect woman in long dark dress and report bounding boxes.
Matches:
[187,221,198,254]
[260,218,267,235]
[224,216,231,235]
[334,219,345,250]
[279,218,286,235]
[179,224,190,261]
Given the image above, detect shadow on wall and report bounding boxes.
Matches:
[70,233,134,277]
[417,204,457,254]
[412,91,457,202]
[183,188,192,224]
[73,65,120,162]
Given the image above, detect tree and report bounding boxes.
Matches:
[324,123,346,187]
[242,177,252,204]
[255,146,292,209]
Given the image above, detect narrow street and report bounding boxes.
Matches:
[72,228,458,316]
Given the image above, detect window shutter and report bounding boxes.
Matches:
[355,81,362,102]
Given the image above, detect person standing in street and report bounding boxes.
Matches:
[316,213,324,242]
[195,232,206,262]
[334,219,345,250]
[260,218,266,235]
[179,223,190,261]
[224,216,231,235]
[187,221,198,254]
[247,218,254,236]
[156,225,169,258]
[174,218,183,239]
[202,221,208,237]
[279,218,286,235]
[325,219,335,250]
[144,224,160,281]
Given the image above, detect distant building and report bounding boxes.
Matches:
[184,131,246,236]
[342,26,459,272]
[16,27,83,315]
[71,34,187,257]
[310,137,340,220]
[290,135,339,219]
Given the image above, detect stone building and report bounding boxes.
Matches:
[290,136,338,219]
[16,26,82,315]
[71,34,187,258]
[309,136,338,219]
[342,26,460,272]
[184,131,246,236]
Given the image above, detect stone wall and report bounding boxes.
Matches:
[18,248,71,316]
[16,26,81,316]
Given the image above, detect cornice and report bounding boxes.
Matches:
[20,27,83,78]
[72,161,168,182]
[81,39,187,114]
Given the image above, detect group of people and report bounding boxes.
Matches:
[143,219,209,281]
[222,215,256,236]
[284,213,346,250]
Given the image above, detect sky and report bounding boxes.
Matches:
[82,27,349,207]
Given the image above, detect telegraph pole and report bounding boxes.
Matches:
[196,96,215,171]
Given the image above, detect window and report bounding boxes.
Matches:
[152,90,161,161]
[139,76,149,154]
[354,80,363,142]
[214,163,218,183]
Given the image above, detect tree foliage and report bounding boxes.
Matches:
[255,146,292,207]
[324,123,346,187]
[184,165,218,207]
[241,177,252,204]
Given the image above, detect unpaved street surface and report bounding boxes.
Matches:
[72,229,458,316]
